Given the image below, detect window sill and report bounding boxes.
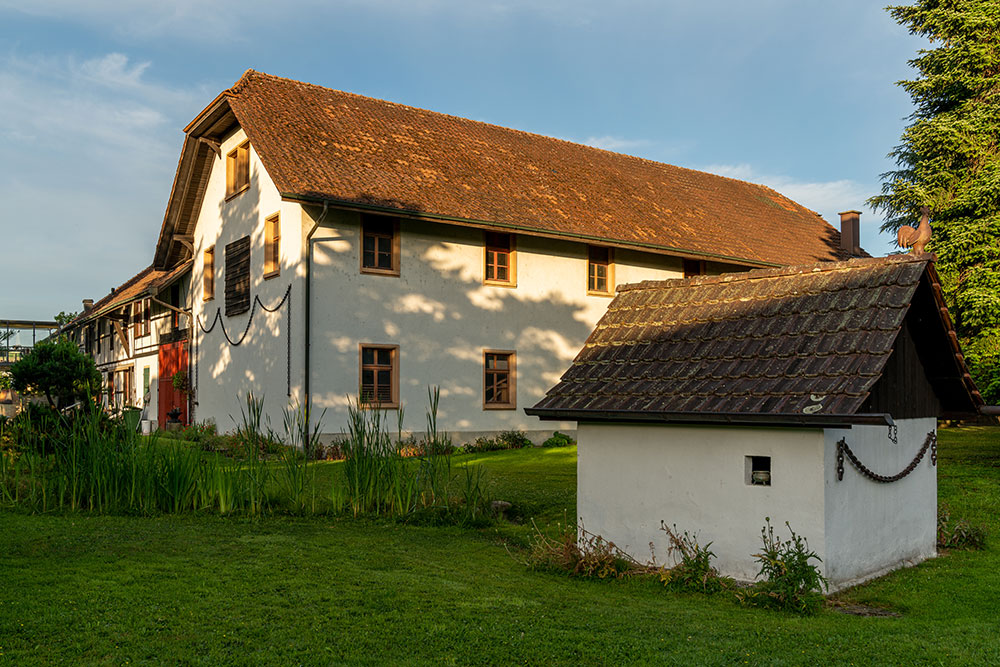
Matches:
[360,403,400,410]
[483,279,517,288]
[263,270,280,280]
[587,290,614,298]
[203,295,215,302]
[361,267,400,277]
[224,184,250,202]
[484,403,517,411]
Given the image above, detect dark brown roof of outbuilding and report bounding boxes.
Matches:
[527,254,983,425]
[155,70,856,269]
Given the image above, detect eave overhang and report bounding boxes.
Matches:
[282,193,780,269]
[522,407,894,428]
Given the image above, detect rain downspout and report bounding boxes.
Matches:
[304,201,329,421]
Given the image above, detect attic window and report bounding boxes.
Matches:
[746,456,771,486]
[226,141,250,199]
[485,232,516,286]
[361,216,399,275]
[588,246,614,295]
[225,236,251,317]
[264,213,280,278]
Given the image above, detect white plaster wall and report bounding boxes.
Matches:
[823,418,937,588]
[576,423,826,582]
[191,127,306,434]
[308,210,685,440]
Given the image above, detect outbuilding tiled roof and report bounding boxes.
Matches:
[527,254,983,424]
[157,70,855,270]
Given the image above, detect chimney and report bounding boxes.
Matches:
[838,210,862,256]
[82,299,94,312]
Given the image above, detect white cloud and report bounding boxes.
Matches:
[0,50,209,319]
[78,53,151,88]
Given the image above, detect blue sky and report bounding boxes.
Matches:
[0,0,925,323]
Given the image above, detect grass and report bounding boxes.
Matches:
[1,426,999,665]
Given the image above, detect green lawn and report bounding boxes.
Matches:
[2,428,999,665]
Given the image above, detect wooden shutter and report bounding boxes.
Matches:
[225,236,252,316]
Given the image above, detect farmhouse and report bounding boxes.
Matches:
[64,262,191,427]
[147,69,860,439]
[526,253,985,590]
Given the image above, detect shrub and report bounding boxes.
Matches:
[541,431,576,447]
[736,519,827,614]
[659,523,726,593]
[938,505,987,550]
[462,429,532,453]
[498,429,533,449]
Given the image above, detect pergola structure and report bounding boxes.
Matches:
[1,319,60,365]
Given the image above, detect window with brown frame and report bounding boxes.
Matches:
[360,345,399,407]
[484,232,515,285]
[588,246,614,295]
[226,141,250,198]
[133,298,151,337]
[225,236,251,317]
[483,350,515,409]
[264,213,280,278]
[360,216,399,275]
[683,259,706,278]
[204,247,215,300]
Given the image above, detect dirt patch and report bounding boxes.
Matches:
[827,600,901,617]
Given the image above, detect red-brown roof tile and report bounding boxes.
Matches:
[164,70,857,269]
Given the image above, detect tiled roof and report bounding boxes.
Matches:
[208,71,850,267]
[71,261,192,326]
[527,254,982,423]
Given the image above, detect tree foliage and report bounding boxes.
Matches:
[9,337,101,409]
[869,0,1000,404]
[53,311,80,327]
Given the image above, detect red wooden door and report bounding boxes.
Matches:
[158,341,189,427]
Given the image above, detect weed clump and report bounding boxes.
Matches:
[659,523,726,593]
[938,505,987,550]
[524,521,650,579]
[736,518,827,614]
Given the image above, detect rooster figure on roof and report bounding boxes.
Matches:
[897,206,932,254]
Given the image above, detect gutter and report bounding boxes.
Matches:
[280,192,782,269]
[522,407,895,428]
[304,201,330,420]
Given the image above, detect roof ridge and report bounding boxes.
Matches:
[235,71,827,204]
[617,253,932,293]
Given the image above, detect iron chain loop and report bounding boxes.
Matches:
[836,431,936,483]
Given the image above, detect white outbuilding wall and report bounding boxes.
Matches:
[577,418,938,591]
[576,423,826,582]
[823,417,937,588]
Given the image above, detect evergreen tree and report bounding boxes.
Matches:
[869,0,1000,404]
[9,337,101,409]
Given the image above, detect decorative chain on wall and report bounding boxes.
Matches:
[197,284,292,396]
[836,431,937,483]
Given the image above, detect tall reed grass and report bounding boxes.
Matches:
[0,388,492,523]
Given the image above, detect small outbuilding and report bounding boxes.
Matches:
[526,254,986,591]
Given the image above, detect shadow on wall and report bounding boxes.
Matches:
[197,190,616,436]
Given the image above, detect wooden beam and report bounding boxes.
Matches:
[175,235,195,253]
[111,320,130,357]
[198,136,222,158]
